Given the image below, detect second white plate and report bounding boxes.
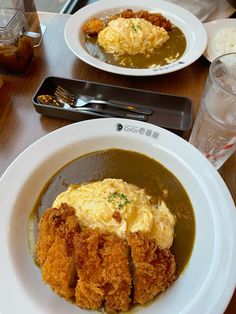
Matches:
[64,0,207,76]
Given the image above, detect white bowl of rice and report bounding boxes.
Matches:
[204,18,236,62]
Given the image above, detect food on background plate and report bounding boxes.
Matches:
[82,9,172,36]
[97,18,169,55]
[82,9,186,68]
[30,149,195,313]
[212,27,236,56]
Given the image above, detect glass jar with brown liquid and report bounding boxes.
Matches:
[0,8,34,74]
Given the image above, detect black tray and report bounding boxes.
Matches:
[32,76,193,132]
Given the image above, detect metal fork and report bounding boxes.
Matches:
[54,85,152,115]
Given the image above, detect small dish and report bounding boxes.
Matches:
[32,76,193,132]
[203,18,236,62]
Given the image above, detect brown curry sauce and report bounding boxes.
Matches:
[30,148,195,275]
[84,25,186,68]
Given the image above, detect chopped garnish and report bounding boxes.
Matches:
[131,24,141,32]
[107,192,131,209]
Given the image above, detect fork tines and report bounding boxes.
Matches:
[55,86,76,104]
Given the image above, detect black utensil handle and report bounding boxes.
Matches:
[91,100,152,115]
[74,107,148,121]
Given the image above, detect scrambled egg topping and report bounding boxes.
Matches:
[97,17,169,55]
[53,178,175,249]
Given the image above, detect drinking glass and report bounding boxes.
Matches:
[189,53,236,170]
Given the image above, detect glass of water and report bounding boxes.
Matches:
[189,53,236,170]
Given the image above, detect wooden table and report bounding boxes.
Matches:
[0,12,235,313]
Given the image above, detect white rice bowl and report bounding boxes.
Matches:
[212,27,236,55]
[204,18,236,62]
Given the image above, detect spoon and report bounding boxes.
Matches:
[37,94,148,121]
[37,95,65,107]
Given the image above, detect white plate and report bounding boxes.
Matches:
[0,118,236,314]
[204,18,236,62]
[64,0,207,76]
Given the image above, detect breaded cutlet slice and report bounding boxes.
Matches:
[36,203,80,266]
[36,207,58,267]
[101,233,131,313]
[82,18,104,35]
[73,230,131,312]
[73,229,105,310]
[128,231,176,305]
[36,203,80,298]
[41,237,77,298]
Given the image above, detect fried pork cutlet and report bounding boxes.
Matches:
[101,233,131,313]
[73,229,104,310]
[36,203,80,298]
[128,231,176,305]
[73,229,131,313]
[82,18,104,36]
[82,9,172,37]
[109,9,172,31]
[35,204,177,312]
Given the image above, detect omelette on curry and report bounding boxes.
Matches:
[82,9,186,68]
[32,149,195,313]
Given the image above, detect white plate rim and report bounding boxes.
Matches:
[0,118,236,314]
[203,18,236,62]
[64,0,207,76]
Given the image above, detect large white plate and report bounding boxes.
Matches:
[64,0,207,76]
[0,118,236,314]
[204,18,236,62]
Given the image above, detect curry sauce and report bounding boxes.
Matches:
[30,149,195,275]
[85,25,186,68]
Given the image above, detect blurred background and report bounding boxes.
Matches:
[35,0,67,12]
[0,0,93,13]
[1,0,235,18]
[33,0,236,19]
[34,0,96,13]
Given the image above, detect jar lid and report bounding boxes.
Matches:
[0,8,27,45]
